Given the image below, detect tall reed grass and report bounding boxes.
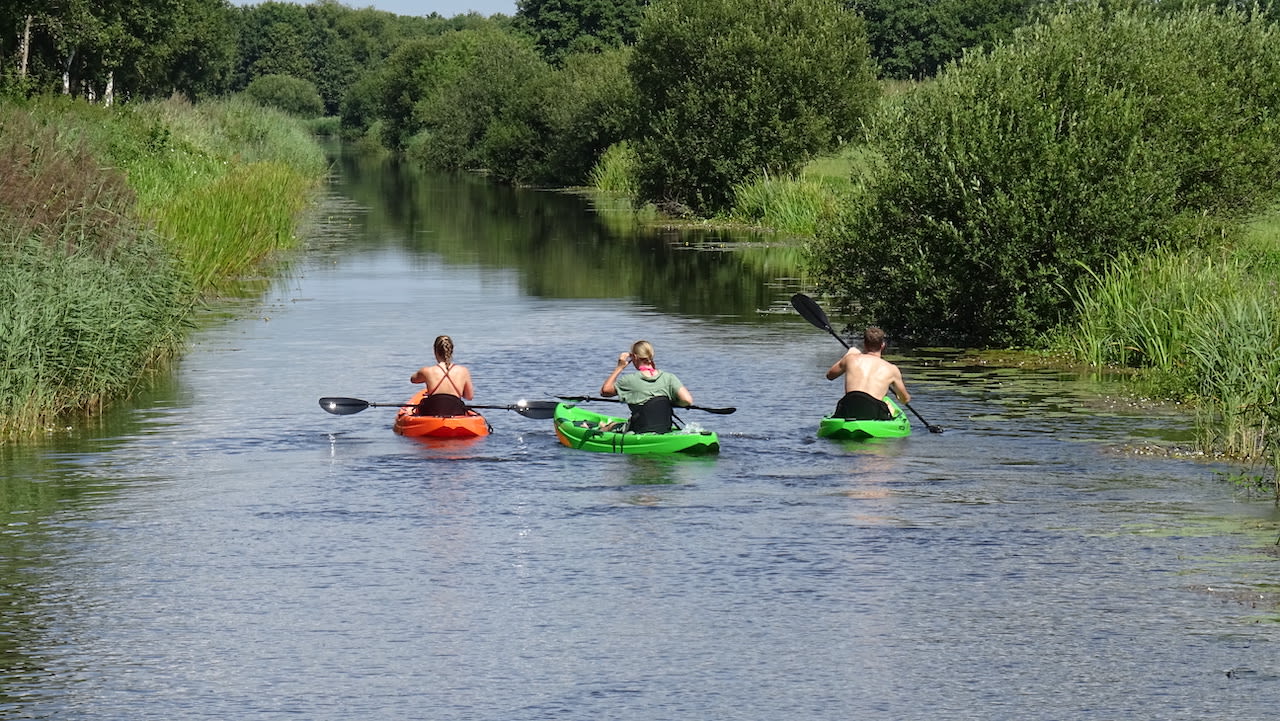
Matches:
[1061,228,1280,492]
[0,96,325,438]
[725,146,875,236]
[153,162,314,288]
[729,171,844,236]
[589,141,639,198]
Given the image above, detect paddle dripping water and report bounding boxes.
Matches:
[0,149,1277,721]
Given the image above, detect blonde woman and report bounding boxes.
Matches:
[600,340,693,432]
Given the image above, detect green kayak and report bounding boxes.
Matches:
[553,403,720,455]
[817,396,912,440]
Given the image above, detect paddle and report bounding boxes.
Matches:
[318,397,559,420]
[556,395,737,415]
[789,293,943,433]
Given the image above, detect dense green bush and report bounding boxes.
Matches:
[538,48,637,185]
[403,28,551,179]
[811,1,1280,345]
[629,0,879,214]
[244,74,325,117]
[517,0,648,65]
[852,0,1039,80]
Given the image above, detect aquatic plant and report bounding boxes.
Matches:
[589,141,639,198]
[0,112,192,437]
[729,171,844,237]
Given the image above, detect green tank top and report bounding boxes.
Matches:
[615,370,683,406]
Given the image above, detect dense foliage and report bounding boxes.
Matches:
[404,28,551,179]
[850,0,1040,80]
[811,1,1280,346]
[538,48,637,185]
[0,97,323,436]
[244,74,324,117]
[629,0,879,214]
[516,0,648,64]
[1,0,237,101]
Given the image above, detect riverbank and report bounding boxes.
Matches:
[588,141,1280,492]
[0,96,327,439]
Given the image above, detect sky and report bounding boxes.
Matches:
[229,1,519,17]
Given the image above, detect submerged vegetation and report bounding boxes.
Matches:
[0,98,325,439]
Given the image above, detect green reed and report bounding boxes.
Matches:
[1062,227,1280,491]
[1,234,192,439]
[152,162,313,289]
[728,171,844,236]
[1,96,324,438]
[589,141,639,198]
[727,146,873,236]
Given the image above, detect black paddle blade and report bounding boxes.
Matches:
[511,400,559,420]
[693,405,736,415]
[790,293,849,348]
[790,293,830,328]
[318,397,371,415]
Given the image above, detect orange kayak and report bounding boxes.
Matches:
[393,389,490,438]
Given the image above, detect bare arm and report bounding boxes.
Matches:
[888,368,910,404]
[410,366,430,384]
[457,368,475,400]
[826,348,860,380]
[675,385,693,407]
[601,352,630,396]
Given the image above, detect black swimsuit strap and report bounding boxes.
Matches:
[426,363,458,396]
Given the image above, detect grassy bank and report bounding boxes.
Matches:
[1055,219,1280,493]
[0,96,326,439]
[588,121,1280,489]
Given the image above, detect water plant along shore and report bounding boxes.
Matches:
[0,96,326,439]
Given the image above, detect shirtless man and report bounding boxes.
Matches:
[825,326,911,420]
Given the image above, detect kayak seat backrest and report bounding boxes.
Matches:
[834,391,893,421]
[627,396,674,434]
[415,393,469,417]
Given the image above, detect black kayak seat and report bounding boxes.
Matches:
[834,391,893,421]
[415,393,469,417]
[627,396,675,434]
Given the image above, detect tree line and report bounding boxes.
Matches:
[1,0,1039,199]
[6,0,1279,344]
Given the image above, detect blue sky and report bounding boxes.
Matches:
[229,1,518,17]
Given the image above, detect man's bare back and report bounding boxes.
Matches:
[825,329,910,403]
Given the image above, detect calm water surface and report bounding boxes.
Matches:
[2,152,1279,720]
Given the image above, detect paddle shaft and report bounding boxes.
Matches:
[557,396,736,415]
[318,397,557,419]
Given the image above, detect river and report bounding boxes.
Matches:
[1,149,1278,720]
